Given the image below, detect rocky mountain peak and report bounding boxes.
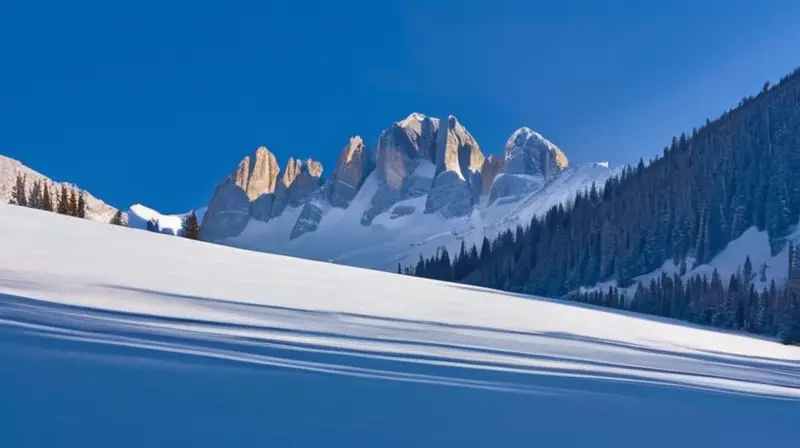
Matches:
[280,157,323,187]
[434,115,485,180]
[330,136,374,208]
[225,146,280,201]
[503,127,568,178]
[246,147,280,200]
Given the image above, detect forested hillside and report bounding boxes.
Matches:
[408,67,800,343]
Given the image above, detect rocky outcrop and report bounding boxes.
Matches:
[433,115,484,179]
[245,147,280,200]
[329,136,374,208]
[202,160,254,240]
[502,127,568,177]
[290,184,330,240]
[489,128,568,202]
[271,158,324,218]
[425,115,485,217]
[480,155,504,196]
[362,113,440,225]
[202,147,282,240]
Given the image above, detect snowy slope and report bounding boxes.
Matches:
[217,162,617,271]
[1,204,799,446]
[127,203,207,235]
[582,223,800,298]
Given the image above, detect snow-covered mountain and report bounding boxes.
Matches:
[200,113,618,270]
[0,154,118,222]
[127,203,207,236]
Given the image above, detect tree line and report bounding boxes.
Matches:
[9,173,87,218]
[405,66,800,344]
[8,172,201,240]
[405,239,800,344]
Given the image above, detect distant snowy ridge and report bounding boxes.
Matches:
[0,154,118,222]
[127,203,206,235]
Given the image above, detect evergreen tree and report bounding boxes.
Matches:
[743,255,753,283]
[181,211,201,240]
[147,218,159,232]
[76,191,87,218]
[29,180,42,209]
[41,184,54,212]
[110,210,124,226]
[57,185,69,214]
[68,189,78,216]
[10,173,27,206]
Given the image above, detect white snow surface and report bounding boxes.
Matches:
[2,204,800,446]
[1,203,799,399]
[220,162,618,271]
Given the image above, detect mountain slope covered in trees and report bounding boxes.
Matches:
[410,67,800,343]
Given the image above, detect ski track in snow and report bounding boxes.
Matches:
[2,204,800,447]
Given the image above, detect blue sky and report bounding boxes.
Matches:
[2,0,800,212]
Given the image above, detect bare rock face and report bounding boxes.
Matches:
[489,128,568,202]
[480,155,504,196]
[434,115,484,179]
[425,115,485,217]
[329,136,374,208]
[374,113,439,188]
[362,113,440,225]
[246,147,280,200]
[502,127,567,177]
[202,147,281,240]
[290,183,330,240]
[271,157,325,218]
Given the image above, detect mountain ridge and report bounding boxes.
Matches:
[199,112,614,270]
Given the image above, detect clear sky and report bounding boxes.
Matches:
[2,0,800,212]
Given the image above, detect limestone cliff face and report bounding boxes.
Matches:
[480,155,504,196]
[270,157,324,218]
[202,146,328,240]
[502,127,568,177]
[361,113,440,225]
[245,147,280,200]
[202,147,281,240]
[425,115,485,217]
[329,136,374,209]
[489,127,569,202]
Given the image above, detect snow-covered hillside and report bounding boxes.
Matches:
[1,204,798,446]
[127,203,206,235]
[0,154,118,222]
[582,223,800,297]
